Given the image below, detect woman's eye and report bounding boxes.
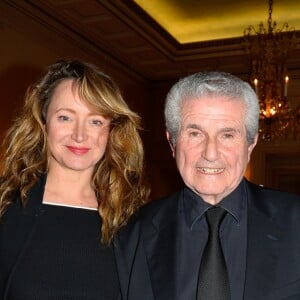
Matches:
[58,115,70,121]
[91,119,103,126]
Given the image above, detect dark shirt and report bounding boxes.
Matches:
[182,180,247,300]
[7,204,119,300]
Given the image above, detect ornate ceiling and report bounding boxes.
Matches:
[4,0,300,81]
[134,0,300,43]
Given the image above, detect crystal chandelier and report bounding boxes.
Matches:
[244,0,300,142]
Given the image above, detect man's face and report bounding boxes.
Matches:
[167,96,257,205]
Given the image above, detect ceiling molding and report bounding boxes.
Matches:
[4,0,300,81]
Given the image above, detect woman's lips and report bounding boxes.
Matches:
[67,146,90,155]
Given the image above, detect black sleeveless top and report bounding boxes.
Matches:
[8,203,120,300]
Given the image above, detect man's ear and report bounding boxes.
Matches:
[247,133,258,161]
[166,131,175,158]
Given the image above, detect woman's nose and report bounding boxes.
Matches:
[71,122,87,142]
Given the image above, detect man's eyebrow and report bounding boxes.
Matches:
[220,127,240,133]
[221,127,236,131]
[185,124,202,130]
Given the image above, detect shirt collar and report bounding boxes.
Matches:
[181,179,247,230]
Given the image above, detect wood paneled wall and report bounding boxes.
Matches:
[1,1,299,198]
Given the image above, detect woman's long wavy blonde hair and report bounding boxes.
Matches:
[0,60,150,244]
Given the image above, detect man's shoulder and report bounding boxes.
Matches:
[138,189,183,220]
[246,180,300,220]
[247,180,300,203]
[116,190,183,244]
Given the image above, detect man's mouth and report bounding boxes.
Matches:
[197,167,225,174]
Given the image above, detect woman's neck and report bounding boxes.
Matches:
[43,168,98,209]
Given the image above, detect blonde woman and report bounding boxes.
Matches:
[0,60,149,299]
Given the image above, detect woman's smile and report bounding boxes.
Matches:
[67,146,90,155]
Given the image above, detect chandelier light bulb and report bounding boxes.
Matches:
[254,78,258,94]
[284,76,289,97]
[243,0,299,142]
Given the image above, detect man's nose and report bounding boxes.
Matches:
[202,138,219,162]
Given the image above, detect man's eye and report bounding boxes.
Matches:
[223,133,234,139]
[189,131,200,137]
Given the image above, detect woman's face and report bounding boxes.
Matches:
[45,79,111,175]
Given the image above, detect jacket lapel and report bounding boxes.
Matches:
[2,175,46,299]
[114,216,141,300]
[143,191,201,300]
[244,183,281,299]
[143,218,181,299]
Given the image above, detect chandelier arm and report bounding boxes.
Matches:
[243,0,299,142]
[268,0,273,33]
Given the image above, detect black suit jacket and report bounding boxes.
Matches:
[0,176,122,300]
[0,177,47,299]
[115,180,300,300]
